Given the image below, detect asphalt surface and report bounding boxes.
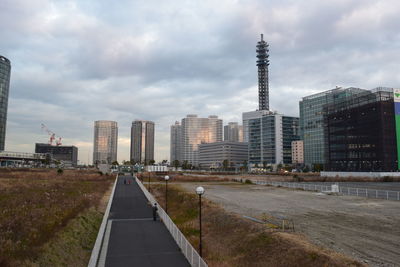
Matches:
[103,176,189,267]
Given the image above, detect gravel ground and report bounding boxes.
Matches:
[180,182,400,267]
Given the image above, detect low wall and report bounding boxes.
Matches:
[321,171,400,178]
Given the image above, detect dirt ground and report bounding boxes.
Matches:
[179,182,400,267]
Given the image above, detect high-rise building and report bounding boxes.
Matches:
[248,113,299,166]
[181,115,222,166]
[324,87,398,172]
[242,110,271,142]
[131,120,155,164]
[170,121,182,164]
[291,140,304,164]
[224,122,244,142]
[299,87,367,168]
[0,56,11,151]
[35,143,78,167]
[93,121,118,165]
[256,34,270,111]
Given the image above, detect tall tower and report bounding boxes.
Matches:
[170,121,182,163]
[256,34,270,111]
[131,120,155,164]
[0,56,11,151]
[93,121,118,165]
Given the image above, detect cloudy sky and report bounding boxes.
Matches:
[1,0,399,164]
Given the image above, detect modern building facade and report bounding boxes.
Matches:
[242,110,271,142]
[170,121,182,164]
[35,143,78,166]
[299,87,367,168]
[291,140,304,164]
[324,88,398,172]
[224,122,243,142]
[199,141,248,169]
[248,113,299,166]
[0,56,11,151]
[256,34,270,111]
[93,121,118,165]
[131,120,155,164]
[181,114,223,166]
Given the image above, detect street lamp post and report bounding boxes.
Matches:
[164,175,170,213]
[196,186,205,257]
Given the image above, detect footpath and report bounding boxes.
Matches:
[98,175,190,267]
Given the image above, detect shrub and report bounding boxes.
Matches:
[244,179,253,184]
[57,169,63,175]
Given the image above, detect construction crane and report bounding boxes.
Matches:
[41,123,62,146]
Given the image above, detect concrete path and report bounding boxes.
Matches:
[101,175,189,267]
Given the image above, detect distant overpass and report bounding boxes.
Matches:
[0,151,50,166]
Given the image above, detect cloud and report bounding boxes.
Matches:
[1,0,399,164]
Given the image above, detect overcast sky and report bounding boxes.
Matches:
[1,0,399,164]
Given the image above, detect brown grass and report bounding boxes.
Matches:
[0,168,114,266]
[151,184,364,267]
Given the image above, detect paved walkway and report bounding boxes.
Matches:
[101,175,189,267]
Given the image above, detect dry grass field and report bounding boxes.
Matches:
[0,168,114,266]
[151,183,364,267]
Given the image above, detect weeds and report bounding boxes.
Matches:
[0,168,113,266]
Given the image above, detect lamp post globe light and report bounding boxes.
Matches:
[196,186,205,257]
[164,175,170,213]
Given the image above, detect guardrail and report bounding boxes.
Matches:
[88,175,118,267]
[339,186,400,201]
[135,177,208,267]
[253,180,400,201]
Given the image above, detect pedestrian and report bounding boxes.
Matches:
[152,203,158,221]
[124,179,126,185]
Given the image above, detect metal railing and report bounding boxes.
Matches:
[135,177,208,267]
[339,186,400,201]
[252,180,400,201]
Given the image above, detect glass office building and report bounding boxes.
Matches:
[249,113,299,165]
[324,88,397,171]
[131,120,155,164]
[181,115,223,166]
[0,56,11,151]
[299,87,366,168]
[93,121,118,165]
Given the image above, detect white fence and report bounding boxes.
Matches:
[253,180,400,201]
[135,177,208,267]
[88,175,119,267]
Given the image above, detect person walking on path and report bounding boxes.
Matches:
[152,203,158,221]
[124,179,126,185]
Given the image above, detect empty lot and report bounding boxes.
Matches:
[180,182,400,267]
